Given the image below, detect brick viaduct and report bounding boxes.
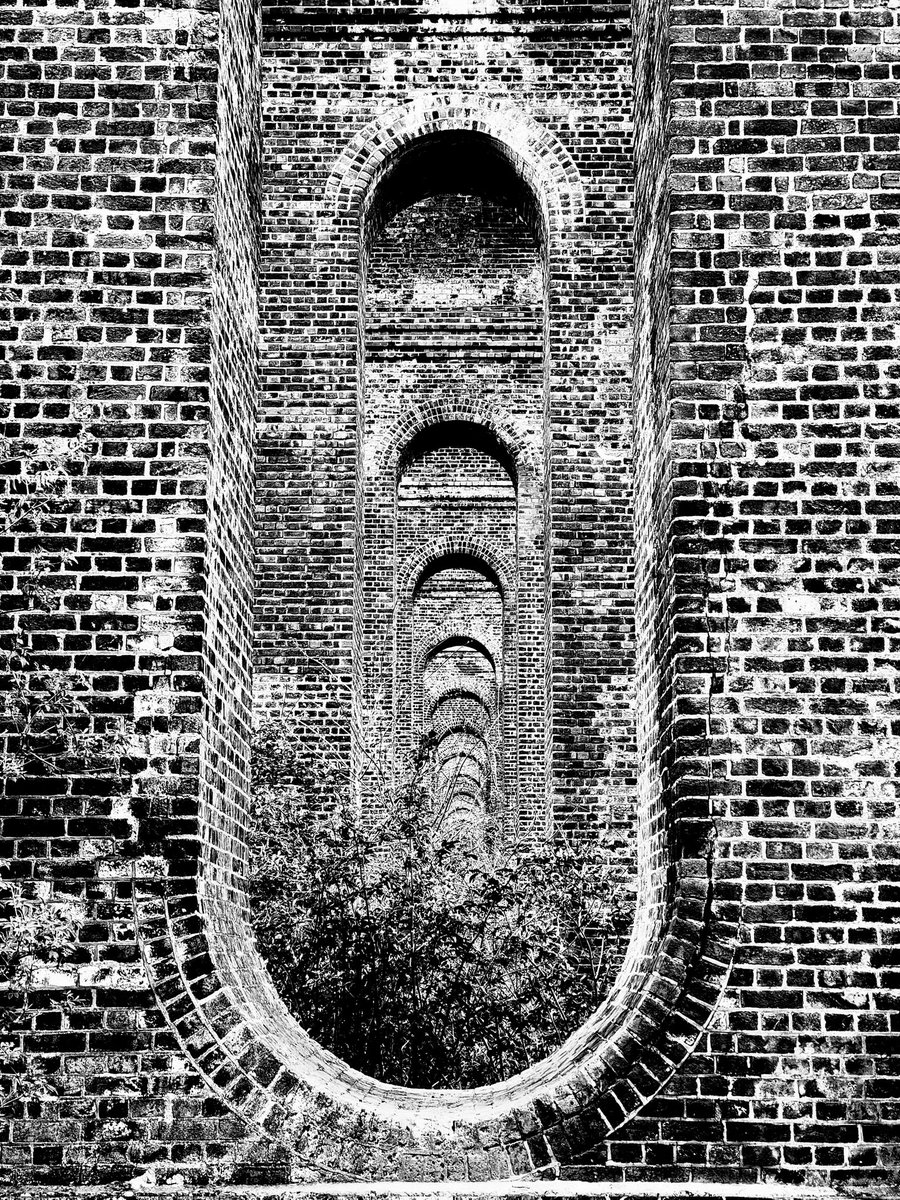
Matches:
[1,0,899,1194]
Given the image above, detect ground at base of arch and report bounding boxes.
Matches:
[0,1179,879,1200]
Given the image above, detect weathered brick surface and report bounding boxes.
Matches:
[362,191,544,832]
[591,0,900,1188]
[0,0,898,1192]
[0,0,260,1185]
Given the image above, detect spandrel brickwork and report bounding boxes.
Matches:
[0,0,898,1193]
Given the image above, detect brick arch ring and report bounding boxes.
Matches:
[398,536,516,607]
[132,121,733,1199]
[325,92,586,235]
[418,625,503,680]
[427,687,495,724]
[134,691,730,1171]
[433,725,493,757]
[373,398,540,486]
[430,705,496,743]
[423,682,499,743]
[418,633,501,717]
[133,575,732,1179]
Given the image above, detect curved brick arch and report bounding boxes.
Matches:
[423,642,498,705]
[325,93,586,235]
[372,399,540,486]
[434,725,493,757]
[398,536,516,607]
[430,706,497,747]
[428,687,494,721]
[131,37,735,1190]
[435,731,491,811]
[135,811,730,1179]
[422,631,500,674]
[133,442,733,1180]
[426,679,498,735]
[435,726,491,757]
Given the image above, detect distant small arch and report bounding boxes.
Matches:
[375,402,538,483]
[399,537,516,604]
[428,688,493,721]
[397,421,517,491]
[431,711,497,748]
[424,634,497,672]
[415,621,503,680]
[415,560,503,608]
[434,720,494,748]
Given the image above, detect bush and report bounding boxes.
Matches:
[247,719,633,1089]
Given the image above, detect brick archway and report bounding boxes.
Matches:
[325,93,587,236]
[398,536,516,606]
[373,401,540,487]
[134,85,734,1184]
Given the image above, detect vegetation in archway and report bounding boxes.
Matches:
[247,718,634,1089]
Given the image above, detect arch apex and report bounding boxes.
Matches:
[325,93,586,233]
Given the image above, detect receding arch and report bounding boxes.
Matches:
[365,130,545,251]
[428,687,493,720]
[417,621,503,680]
[435,726,494,756]
[325,93,586,235]
[373,402,539,483]
[423,645,498,715]
[356,117,551,835]
[424,634,498,673]
[414,558,505,607]
[430,712,497,762]
[398,420,518,493]
[398,537,516,606]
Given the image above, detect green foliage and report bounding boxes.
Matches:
[0,883,84,991]
[248,720,634,1089]
[0,432,88,537]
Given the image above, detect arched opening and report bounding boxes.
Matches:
[140,92,731,1178]
[363,129,545,252]
[423,637,499,833]
[357,129,549,831]
[433,727,493,842]
[409,558,508,827]
[429,687,493,724]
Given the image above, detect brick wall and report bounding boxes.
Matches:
[0,0,898,1191]
[0,0,262,1183]
[589,0,900,1186]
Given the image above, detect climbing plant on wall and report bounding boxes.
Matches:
[0,433,123,1128]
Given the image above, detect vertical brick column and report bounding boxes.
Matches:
[1,0,261,1182]
[591,0,900,1186]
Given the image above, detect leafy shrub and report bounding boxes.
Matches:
[248,719,634,1088]
[0,883,85,1112]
